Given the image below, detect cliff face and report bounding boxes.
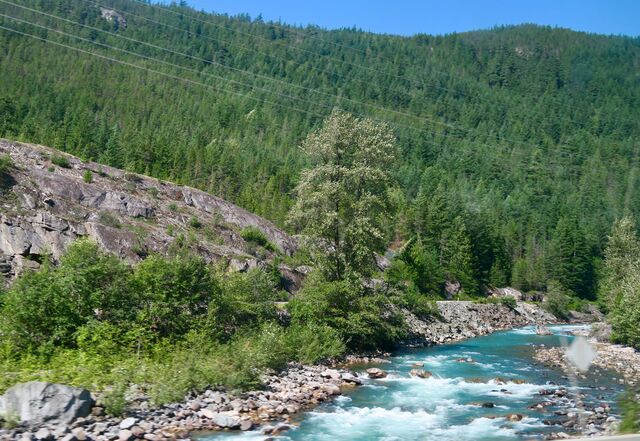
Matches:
[0,139,296,282]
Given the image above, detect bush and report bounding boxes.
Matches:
[288,275,406,351]
[83,170,93,183]
[0,240,133,350]
[215,268,280,332]
[284,323,345,364]
[391,287,439,319]
[189,216,202,229]
[98,211,121,229]
[240,227,276,252]
[51,155,71,168]
[500,296,517,309]
[0,154,12,174]
[131,254,220,340]
[619,387,640,433]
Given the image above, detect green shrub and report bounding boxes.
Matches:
[240,227,276,252]
[102,379,128,416]
[83,170,93,183]
[189,216,202,229]
[0,154,12,174]
[215,268,280,332]
[288,275,406,351]
[500,296,517,309]
[284,323,345,364]
[0,240,134,350]
[51,155,71,168]
[131,254,220,340]
[619,387,640,433]
[391,286,439,319]
[168,202,178,212]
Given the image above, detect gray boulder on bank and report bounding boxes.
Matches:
[0,382,93,426]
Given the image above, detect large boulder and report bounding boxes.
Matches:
[0,382,93,426]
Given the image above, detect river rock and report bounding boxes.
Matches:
[506,413,524,422]
[211,413,240,429]
[240,420,254,431]
[366,368,387,379]
[409,369,432,379]
[0,382,93,426]
[118,429,134,441]
[119,417,137,430]
[34,428,53,441]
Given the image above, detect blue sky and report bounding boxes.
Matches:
[181,0,640,37]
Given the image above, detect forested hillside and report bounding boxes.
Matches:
[0,0,639,299]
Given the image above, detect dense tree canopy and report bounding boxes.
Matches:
[0,0,638,297]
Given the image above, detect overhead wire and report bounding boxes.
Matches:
[0,15,589,181]
[0,8,604,177]
[0,0,492,134]
[82,0,607,158]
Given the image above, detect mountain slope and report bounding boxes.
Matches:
[0,0,638,295]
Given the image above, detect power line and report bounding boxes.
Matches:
[0,12,348,118]
[129,0,457,92]
[0,22,332,124]
[0,0,485,133]
[81,0,607,157]
[0,14,590,174]
[83,0,396,98]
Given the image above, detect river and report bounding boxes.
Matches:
[201,325,625,440]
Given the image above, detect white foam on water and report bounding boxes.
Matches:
[382,376,546,402]
[302,406,442,440]
[427,416,517,440]
[335,395,353,404]
[511,324,591,336]
[510,326,537,335]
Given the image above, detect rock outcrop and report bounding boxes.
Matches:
[0,382,93,427]
[401,300,557,346]
[0,139,296,284]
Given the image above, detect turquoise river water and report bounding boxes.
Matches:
[202,325,626,441]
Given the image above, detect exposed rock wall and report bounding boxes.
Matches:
[0,139,296,281]
[402,301,558,346]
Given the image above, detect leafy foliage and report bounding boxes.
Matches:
[0,240,345,403]
[600,217,640,349]
[288,274,406,351]
[51,155,71,168]
[288,110,398,280]
[0,154,12,174]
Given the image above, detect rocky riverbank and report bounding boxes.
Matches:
[1,301,560,441]
[0,364,364,441]
[402,300,558,346]
[531,325,640,438]
[534,337,640,387]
